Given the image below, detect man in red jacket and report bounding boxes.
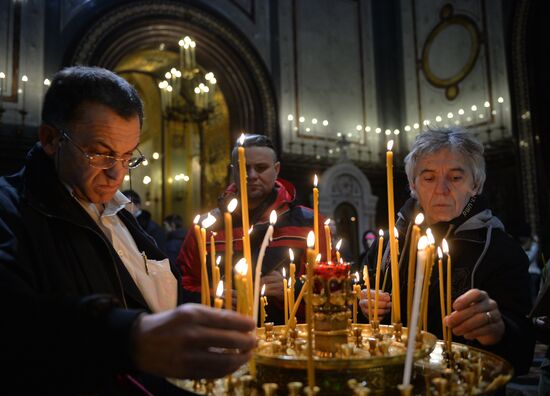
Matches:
[178,134,331,324]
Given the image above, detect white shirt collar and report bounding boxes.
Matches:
[64,183,130,217]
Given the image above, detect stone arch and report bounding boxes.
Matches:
[68,0,278,148]
[319,161,378,249]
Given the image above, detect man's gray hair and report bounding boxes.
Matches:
[404,127,486,198]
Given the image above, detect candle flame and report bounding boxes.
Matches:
[307,231,315,249]
[289,248,294,262]
[379,229,384,237]
[227,198,238,213]
[216,281,224,297]
[316,253,322,262]
[417,235,429,250]
[426,228,435,245]
[442,238,449,254]
[339,257,344,264]
[239,133,246,145]
[414,213,425,225]
[355,271,360,283]
[193,214,201,224]
[282,267,286,278]
[394,227,399,239]
[288,278,292,288]
[216,256,221,265]
[261,284,266,296]
[314,174,318,187]
[201,213,216,229]
[235,258,248,275]
[387,140,394,151]
[324,218,331,225]
[335,239,343,251]
[437,246,443,259]
[269,210,277,225]
[248,226,254,235]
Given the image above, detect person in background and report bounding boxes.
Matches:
[164,214,187,265]
[178,134,332,324]
[122,189,167,252]
[358,229,377,266]
[0,66,255,394]
[517,222,541,304]
[359,127,534,378]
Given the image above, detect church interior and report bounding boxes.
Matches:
[0,0,549,394]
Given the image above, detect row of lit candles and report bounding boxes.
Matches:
[190,135,452,391]
[286,96,506,137]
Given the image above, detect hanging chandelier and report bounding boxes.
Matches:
[157,36,217,122]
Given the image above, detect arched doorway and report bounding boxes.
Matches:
[68,1,278,223]
[334,202,359,266]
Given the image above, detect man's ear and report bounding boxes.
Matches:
[38,124,61,156]
[274,161,280,177]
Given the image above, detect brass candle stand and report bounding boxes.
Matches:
[169,263,513,395]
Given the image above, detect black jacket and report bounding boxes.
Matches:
[0,144,183,394]
[364,195,535,376]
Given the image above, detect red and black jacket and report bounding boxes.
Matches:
[178,179,333,324]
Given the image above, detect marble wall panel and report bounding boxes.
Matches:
[279,0,379,156]
[401,0,511,149]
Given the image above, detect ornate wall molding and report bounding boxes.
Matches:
[69,0,278,148]
[511,0,539,234]
[420,4,481,100]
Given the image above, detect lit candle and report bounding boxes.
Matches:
[386,140,401,323]
[437,247,447,344]
[214,256,221,296]
[442,238,452,354]
[324,218,332,261]
[353,272,360,323]
[201,227,208,306]
[335,239,342,262]
[183,37,191,69]
[313,175,320,257]
[283,267,288,325]
[178,39,184,71]
[286,278,308,333]
[407,213,424,324]
[253,210,277,324]
[224,198,238,310]
[362,264,372,323]
[190,39,196,69]
[193,215,207,305]
[421,229,436,331]
[210,232,217,300]
[201,213,216,306]
[21,75,28,112]
[374,229,384,322]
[235,258,249,315]
[306,230,316,390]
[260,284,267,327]
[402,236,428,387]
[0,71,5,100]
[214,280,224,309]
[238,134,253,314]
[288,249,296,319]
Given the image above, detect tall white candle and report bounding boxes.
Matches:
[402,235,428,387]
[253,210,277,326]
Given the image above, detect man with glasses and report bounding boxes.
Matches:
[0,66,255,394]
[178,134,332,324]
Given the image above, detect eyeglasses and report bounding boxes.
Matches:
[60,130,145,170]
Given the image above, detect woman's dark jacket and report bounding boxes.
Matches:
[0,144,183,393]
[364,195,535,376]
